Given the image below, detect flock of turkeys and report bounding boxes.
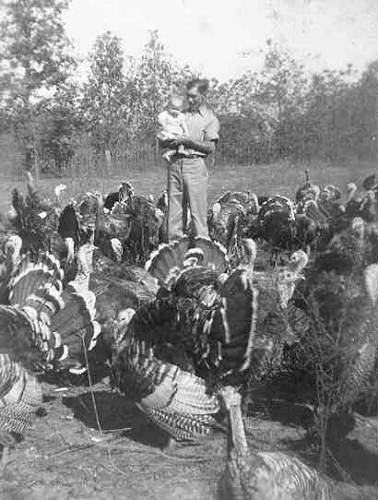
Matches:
[0,169,377,499]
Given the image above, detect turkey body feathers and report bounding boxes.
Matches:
[112,259,259,441]
[219,391,331,500]
[220,450,331,500]
[57,204,81,243]
[0,355,42,437]
[206,269,258,376]
[112,330,221,441]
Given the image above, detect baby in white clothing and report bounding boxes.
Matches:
[157,95,189,162]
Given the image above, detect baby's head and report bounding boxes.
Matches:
[168,94,184,114]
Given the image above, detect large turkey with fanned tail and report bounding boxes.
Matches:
[111,236,259,450]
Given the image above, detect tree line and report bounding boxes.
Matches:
[0,0,377,176]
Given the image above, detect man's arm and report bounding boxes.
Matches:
[172,136,216,155]
[172,111,220,154]
[157,135,178,149]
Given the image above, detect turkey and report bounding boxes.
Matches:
[48,200,97,283]
[111,236,259,450]
[319,184,341,203]
[208,191,260,264]
[243,245,309,394]
[297,188,361,255]
[275,220,378,447]
[314,216,376,274]
[244,241,309,310]
[218,387,332,500]
[91,192,127,264]
[362,172,378,192]
[0,246,101,465]
[87,254,159,369]
[103,182,134,211]
[118,192,165,264]
[358,190,377,222]
[53,190,114,265]
[295,199,337,255]
[0,233,23,304]
[94,188,164,265]
[253,195,297,264]
[7,174,87,269]
[9,172,61,257]
[56,203,83,264]
[145,235,229,288]
[292,212,318,255]
[344,182,377,222]
[344,182,361,217]
[295,170,320,205]
[155,189,168,243]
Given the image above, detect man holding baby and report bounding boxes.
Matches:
[157,78,220,241]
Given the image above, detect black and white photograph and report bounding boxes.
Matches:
[0,0,377,498]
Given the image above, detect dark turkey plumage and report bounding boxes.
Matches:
[272,221,378,445]
[208,191,259,264]
[111,237,259,445]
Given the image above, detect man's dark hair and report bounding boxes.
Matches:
[186,78,209,95]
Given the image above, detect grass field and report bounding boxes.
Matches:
[0,160,377,500]
[0,159,376,213]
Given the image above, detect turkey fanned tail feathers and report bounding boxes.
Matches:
[145,236,228,287]
[0,251,101,453]
[4,252,100,374]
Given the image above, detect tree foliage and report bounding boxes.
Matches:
[130,30,187,158]
[0,0,75,172]
[0,18,377,173]
[1,0,75,103]
[82,31,133,155]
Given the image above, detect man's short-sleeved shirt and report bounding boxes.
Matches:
[184,104,220,157]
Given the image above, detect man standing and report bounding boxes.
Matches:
[160,79,220,241]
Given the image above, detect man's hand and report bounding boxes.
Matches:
[157,135,177,148]
[171,134,191,147]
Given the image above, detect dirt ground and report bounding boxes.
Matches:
[0,378,376,500]
[1,161,377,499]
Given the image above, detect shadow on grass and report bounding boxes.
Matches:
[39,360,110,388]
[246,394,315,428]
[62,390,170,449]
[247,396,378,486]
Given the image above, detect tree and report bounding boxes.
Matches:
[132,30,182,160]
[351,61,378,159]
[37,83,83,174]
[82,31,134,160]
[0,0,75,173]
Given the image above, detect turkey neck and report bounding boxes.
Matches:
[237,265,254,282]
[95,196,106,235]
[228,399,249,458]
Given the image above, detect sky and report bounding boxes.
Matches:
[64,0,378,81]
